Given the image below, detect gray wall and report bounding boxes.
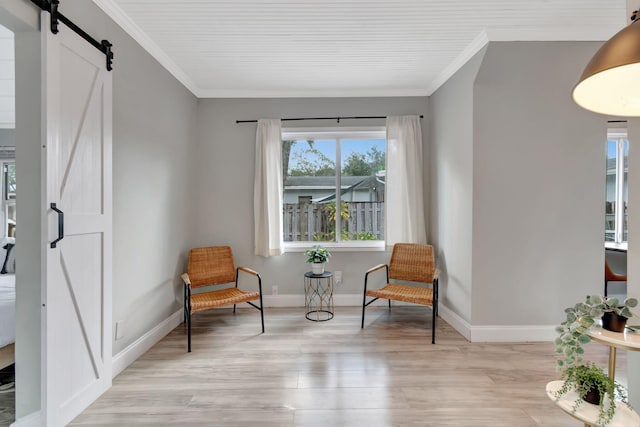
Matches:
[626,119,640,408]
[193,97,428,298]
[429,47,486,325]
[60,0,198,354]
[0,128,14,146]
[472,41,606,326]
[430,41,608,331]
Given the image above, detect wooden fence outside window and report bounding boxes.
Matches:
[283,202,384,242]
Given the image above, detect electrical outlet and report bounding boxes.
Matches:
[115,321,125,341]
[334,271,342,284]
[272,285,278,296]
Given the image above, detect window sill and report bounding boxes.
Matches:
[605,241,627,252]
[284,241,387,253]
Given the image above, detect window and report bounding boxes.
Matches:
[282,128,386,246]
[2,162,15,237]
[605,129,628,243]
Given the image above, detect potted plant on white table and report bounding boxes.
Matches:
[305,245,331,275]
[552,295,638,425]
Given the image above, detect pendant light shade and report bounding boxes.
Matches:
[573,18,640,116]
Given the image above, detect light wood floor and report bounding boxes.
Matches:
[60,307,629,425]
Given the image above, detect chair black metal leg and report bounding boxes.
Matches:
[432,305,436,344]
[187,310,192,352]
[260,306,265,333]
[185,285,192,352]
[258,280,265,333]
[604,279,608,297]
[361,292,367,328]
[233,304,236,314]
[388,299,391,309]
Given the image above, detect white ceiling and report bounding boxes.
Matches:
[92,0,628,98]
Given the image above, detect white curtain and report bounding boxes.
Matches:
[385,115,427,247]
[254,119,283,257]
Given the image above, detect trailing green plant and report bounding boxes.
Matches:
[554,295,638,370]
[554,300,596,370]
[553,363,628,426]
[304,245,331,264]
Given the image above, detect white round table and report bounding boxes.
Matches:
[546,380,640,427]
[588,324,640,380]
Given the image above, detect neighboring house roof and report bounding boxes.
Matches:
[284,175,385,202]
[607,157,629,175]
[285,176,370,189]
[285,172,386,189]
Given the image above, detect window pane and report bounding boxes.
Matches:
[4,163,15,200]
[6,204,15,237]
[282,139,336,242]
[340,139,385,241]
[605,140,616,242]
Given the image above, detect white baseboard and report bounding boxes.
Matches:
[262,294,304,307]
[263,295,554,343]
[437,303,472,341]
[112,309,183,378]
[10,411,41,427]
[469,324,556,342]
[262,293,395,308]
[437,302,555,342]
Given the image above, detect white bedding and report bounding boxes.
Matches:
[0,273,15,348]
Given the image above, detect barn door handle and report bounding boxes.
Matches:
[50,203,64,248]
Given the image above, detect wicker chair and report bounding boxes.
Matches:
[181,246,264,352]
[361,243,440,343]
[605,259,627,297]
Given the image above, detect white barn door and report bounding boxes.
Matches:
[42,11,113,426]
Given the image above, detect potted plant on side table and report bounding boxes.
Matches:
[305,245,331,275]
[553,362,628,426]
[589,295,638,332]
[552,295,637,425]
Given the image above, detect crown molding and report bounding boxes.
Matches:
[92,0,200,97]
[196,88,429,98]
[426,30,490,95]
[426,26,616,96]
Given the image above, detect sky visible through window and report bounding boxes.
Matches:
[287,138,385,173]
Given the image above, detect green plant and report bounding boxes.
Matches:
[304,245,331,264]
[553,363,628,426]
[590,295,638,318]
[554,295,638,370]
[353,231,377,240]
[554,300,596,370]
[324,201,349,223]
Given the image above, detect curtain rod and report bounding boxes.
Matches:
[236,115,424,124]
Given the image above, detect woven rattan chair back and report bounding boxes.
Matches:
[188,246,237,288]
[388,243,435,283]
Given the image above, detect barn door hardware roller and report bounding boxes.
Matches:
[31,0,114,71]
